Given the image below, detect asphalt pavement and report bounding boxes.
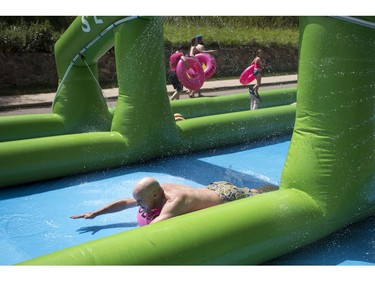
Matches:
[0,74,297,111]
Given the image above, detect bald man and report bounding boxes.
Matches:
[71,177,278,224]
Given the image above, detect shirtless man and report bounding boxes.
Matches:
[71,177,278,224]
[195,34,216,54]
[189,34,217,98]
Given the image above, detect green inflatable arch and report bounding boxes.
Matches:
[0,16,295,187]
[0,16,373,265]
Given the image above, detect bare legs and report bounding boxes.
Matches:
[249,74,262,110]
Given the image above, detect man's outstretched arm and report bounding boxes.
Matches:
[70,198,137,219]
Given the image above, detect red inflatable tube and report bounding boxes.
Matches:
[137,207,161,226]
[239,64,256,85]
[176,57,205,90]
[195,53,217,80]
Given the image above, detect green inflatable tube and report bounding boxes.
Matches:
[171,87,296,119]
[6,16,375,265]
[0,88,296,143]
[0,113,65,142]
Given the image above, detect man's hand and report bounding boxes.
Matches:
[70,212,97,219]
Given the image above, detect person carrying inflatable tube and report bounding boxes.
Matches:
[240,49,263,110]
[188,34,218,98]
[168,45,190,100]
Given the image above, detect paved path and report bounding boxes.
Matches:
[0,74,297,111]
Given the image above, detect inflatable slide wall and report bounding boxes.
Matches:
[0,16,373,264]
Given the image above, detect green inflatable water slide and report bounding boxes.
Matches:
[0,16,373,264]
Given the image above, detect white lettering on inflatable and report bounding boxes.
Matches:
[94,16,103,24]
[81,16,90,32]
[81,16,104,33]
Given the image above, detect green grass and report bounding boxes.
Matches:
[0,16,299,52]
[164,25,298,47]
[163,16,299,47]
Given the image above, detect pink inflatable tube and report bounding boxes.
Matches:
[239,64,256,85]
[195,53,217,80]
[176,57,205,90]
[137,207,161,226]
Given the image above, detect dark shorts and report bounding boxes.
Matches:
[206,181,256,202]
[168,71,183,91]
[249,86,261,102]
